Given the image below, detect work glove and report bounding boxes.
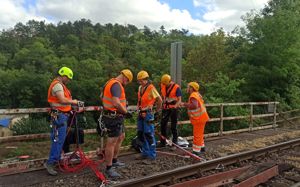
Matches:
[124,112,133,119]
[77,101,85,107]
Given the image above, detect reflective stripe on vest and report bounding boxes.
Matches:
[161,83,179,109]
[188,92,209,121]
[138,84,156,109]
[102,78,126,111]
[192,144,202,152]
[188,107,207,118]
[47,79,72,112]
[49,103,70,107]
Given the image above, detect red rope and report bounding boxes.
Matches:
[59,148,106,183]
[58,109,107,183]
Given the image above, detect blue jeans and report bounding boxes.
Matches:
[137,112,156,159]
[47,113,69,165]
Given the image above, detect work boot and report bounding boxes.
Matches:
[201,147,206,152]
[44,162,57,176]
[112,161,125,167]
[192,151,204,157]
[105,168,121,178]
[158,142,166,148]
[159,138,166,147]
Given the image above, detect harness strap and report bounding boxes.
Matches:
[138,82,150,107]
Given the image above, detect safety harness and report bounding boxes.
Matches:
[163,83,176,109]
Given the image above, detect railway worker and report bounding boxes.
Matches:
[99,69,133,178]
[180,82,209,156]
[159,74,182,147]
[44,67,81,176]
[136,70,162,160]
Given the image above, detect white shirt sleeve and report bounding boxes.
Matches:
[51,83,64,96]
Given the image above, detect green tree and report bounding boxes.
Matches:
[184,29,232,83]
[234,0,300,109]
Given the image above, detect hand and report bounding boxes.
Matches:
[72,99,78,105]
[179,102,186,108]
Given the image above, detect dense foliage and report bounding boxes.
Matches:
[0,0,299,112]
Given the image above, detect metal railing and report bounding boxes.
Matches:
[0,102,281,140]
[176,102,279,135]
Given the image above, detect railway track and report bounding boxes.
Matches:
[0,125,286,176]
[113,138,300,187]
[1,127,300,187]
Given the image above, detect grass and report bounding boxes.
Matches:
[218,130,300,155]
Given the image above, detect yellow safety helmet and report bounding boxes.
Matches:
[121,69,133,82]
[161,74,171,85]
[188,82,199,91]
[137,70,149,80]
[58,67,73,79]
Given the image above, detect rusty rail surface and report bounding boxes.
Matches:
[169,165,279,187]
[112,138,300,187]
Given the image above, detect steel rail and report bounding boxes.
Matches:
[113,138,300,187]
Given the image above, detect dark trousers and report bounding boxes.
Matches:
[160,108,178,144]
[63,112,77,153]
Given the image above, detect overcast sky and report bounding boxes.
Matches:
[0,0,269,35]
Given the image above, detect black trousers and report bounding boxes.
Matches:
[63,112,77,153]
[160,108,178,144]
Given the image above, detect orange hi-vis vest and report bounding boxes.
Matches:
[161,82,180,109]
[188,92,209,122]
[102,78,126,111]
[138,83,156,110]
[47,79,72,112]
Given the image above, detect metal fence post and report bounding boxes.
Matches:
[273,102,277,128]
[250,104,253,131]
[171,42,182,86]
[220,104,224,136]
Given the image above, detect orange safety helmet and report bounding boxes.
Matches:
[137,70,149,80]
[161,74,171,85]
[188,82,199,91]
[121,69,133,82]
